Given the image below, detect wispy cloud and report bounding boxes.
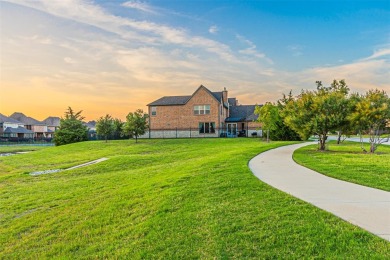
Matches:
[287,45,304,57]
[122,1,157,14]
[360,45,390,61]
[236,35,273,64]
[209,25,218,34]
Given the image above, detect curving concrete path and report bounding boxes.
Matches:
[249,142,390,241]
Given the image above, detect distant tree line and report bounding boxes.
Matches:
[255,80,390,153]
[95,109,148,143]
[54,107,148,146]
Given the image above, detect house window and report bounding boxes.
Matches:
[199,122,215,134]
[194,105,210,115]
[151,106,157,116]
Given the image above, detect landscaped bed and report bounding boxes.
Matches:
[1,139,389,258]
[293,141,390,191]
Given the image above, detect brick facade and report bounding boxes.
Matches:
[149,86,227,130]
[147,85,262,138]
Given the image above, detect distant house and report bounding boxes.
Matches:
[84,121,97,139]
[10,112,51,139]
[146,85,261,138]
[42,116,60,138]
[0,113,34,139]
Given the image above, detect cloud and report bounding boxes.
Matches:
[2,0,388,120]
[209,25,218,34]
[360,46,390,61]
[6,0,239,61]
[236,35,273,64]
[287,45,304,57]
[122,1,157,14]
[64,57,76,64]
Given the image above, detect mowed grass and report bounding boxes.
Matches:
[294,141,390,191]
[0,139,389,258]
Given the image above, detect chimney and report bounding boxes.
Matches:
[222,87,228,103]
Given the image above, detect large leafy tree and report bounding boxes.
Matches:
[54,107,88,146]
[96,114,115,142]
[349,89,390,153]
[255,92,301,141]
[283,80,350,150]
[122,109,149,143]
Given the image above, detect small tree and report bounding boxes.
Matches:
[96,114,115,142]
[254,92,301,141]
[122,109,149,143]
[349,89,390,153]
[54,107,88,146]
[112,118,125,139]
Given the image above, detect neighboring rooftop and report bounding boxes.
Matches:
[42,116,61,126]
[0,113,23,124]
[10,112,44,125]
[4,126,34,134]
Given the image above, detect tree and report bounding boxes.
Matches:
[113,118,126,139]
[349,89,390,153]
[96,114,115,142]
[122,109,149,143]
[254,92,301,141]
[54,107,88,146]
[282,80,350,150]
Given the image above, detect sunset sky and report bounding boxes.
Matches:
[1,0,389,121]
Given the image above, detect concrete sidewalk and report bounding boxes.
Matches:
[249,142,390,241]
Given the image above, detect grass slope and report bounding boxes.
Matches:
[294,141,390,191]
[1,139,389,258]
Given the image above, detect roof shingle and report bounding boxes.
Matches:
[227,105,259,122]
[148,95,192,106]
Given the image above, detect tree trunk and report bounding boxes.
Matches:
[135,135,138,143]
[370,142,376,153]
[337,131,341,144]
[267,129,269,143]
[318,134,327,151]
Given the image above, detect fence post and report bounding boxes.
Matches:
[176,127,178,139]
[190,127,191,138]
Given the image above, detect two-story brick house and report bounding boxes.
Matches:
[146,85,261,138]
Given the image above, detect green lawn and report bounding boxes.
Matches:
[293,141,390,191]
[1,139,389,258]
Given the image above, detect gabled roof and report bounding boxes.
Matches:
[226,105,259,122]
[42,116,60,126]
[148,85,223,106]
[10,112,44,125]
[4,126,34,134]
[0,113,23,124]
[193,85,223,104]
